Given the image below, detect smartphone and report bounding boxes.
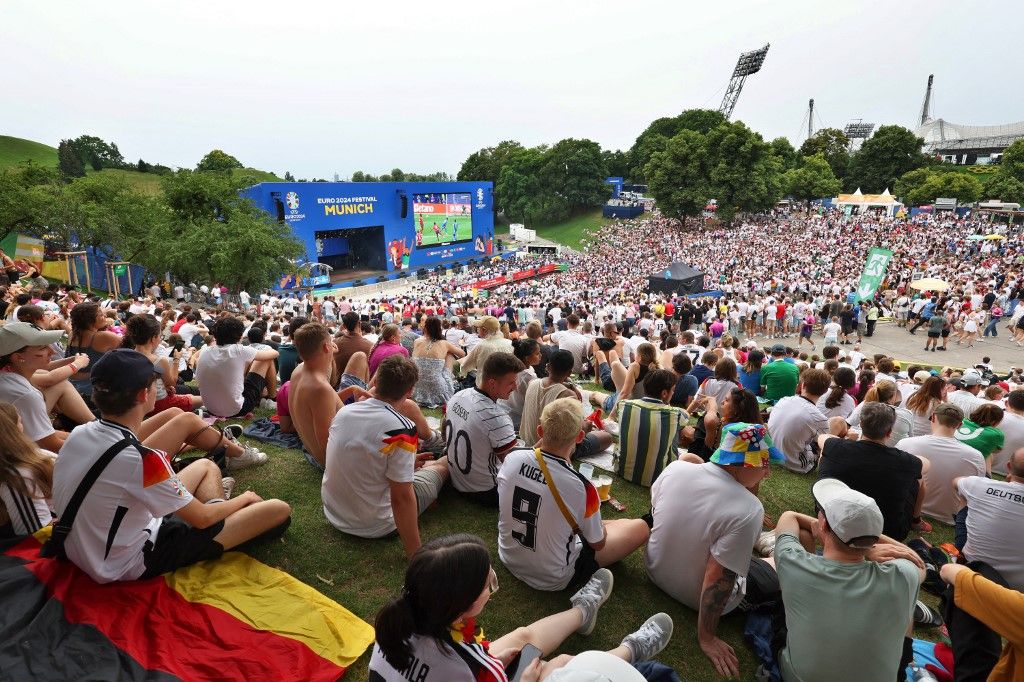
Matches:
[173,339,186,352]
[506,644,542,682]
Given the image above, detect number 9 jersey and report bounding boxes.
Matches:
[496,447,604,591]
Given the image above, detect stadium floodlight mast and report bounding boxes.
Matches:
[718,43,770,120]
[843,120,876,151]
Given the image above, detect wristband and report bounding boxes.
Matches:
[68,363,78,374]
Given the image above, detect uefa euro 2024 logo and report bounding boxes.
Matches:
[286,191,300,210]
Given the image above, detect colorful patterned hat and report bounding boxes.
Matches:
[710,422,784,468]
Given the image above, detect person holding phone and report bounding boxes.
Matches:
[370,534,673,682]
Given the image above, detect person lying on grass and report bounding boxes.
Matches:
[371,533,674,682]
[51,349,291,583]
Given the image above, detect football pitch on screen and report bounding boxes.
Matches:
[415,215,474,246]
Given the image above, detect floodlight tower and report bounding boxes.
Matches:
[920,74,934,125]
[718,43,770,120]
[808,99,815,140]
[843,120,876,152]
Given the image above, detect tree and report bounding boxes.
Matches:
[458,140,524,213]
[983,173,1024,204]
[389,168,405,182]
[893,167,933,205]
[644,130,711,225]
[998,139,1024,181]
[628,109,727,181]
[770,137,798,171]
[496,146,553,224]
[284,171,295,182]
[783,153,842,202]
[57,139,86,179]
[537,138,609,216]
[846,125,926,193]
[0,164,65,241]
[196,149,243,172]
[137,159,151,173]
[917,172,983,205]
[601,149,630,179]
[703,121,783,223]
[68,135,125,170]
[798,128,850,183]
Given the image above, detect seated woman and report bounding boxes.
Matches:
[120,314,203,415]
[684,386,763,463]
[370,534,673,682]
[688,357,740,410]
[593,342,660,416]
[0,322,96,451]
[368,324,409,380]
[816,366,857,419]
[66,302,121,400]
[504,338,541,431]
[411,316,465,408]
[0,402,57,537]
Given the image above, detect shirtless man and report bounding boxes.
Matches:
[289,323,443,471]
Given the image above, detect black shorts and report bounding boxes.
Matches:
[461,487,499,507]
[927,331,941,338]
[570,543,600,589]
[941,329,950,338]
[234,371,267,417]
[140,515,225,578]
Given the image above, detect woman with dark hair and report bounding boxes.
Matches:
[121,314,203,415]
[504,338,541,430]
[370,534,673,682]
[67,301,121,399]
[853,368,875,405]
[738,349,764,396]
[686,386,763,463]
[816,367,856,419]
[688,357,739,409]
[411,316,465,408]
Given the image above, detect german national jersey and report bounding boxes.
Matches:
[497,447,604,591]
[445,388,518,493]
[368,619,507,682]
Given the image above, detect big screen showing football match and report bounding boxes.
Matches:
[413,192,473,249]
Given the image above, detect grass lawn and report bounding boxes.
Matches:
[229,399,954,682]
[498,209,620,251]
[0,135,58,169]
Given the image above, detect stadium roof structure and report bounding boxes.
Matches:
[916,118,1024,153]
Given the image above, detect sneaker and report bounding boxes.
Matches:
[755,530,776,557]
[221,476,236,499]
[419,429,446,454]
[621,613,674,663]
[911,517,933,533]
[222,424,244,441]
[913,600,943,627]
[570,568,614,635]
[226,444,269,471]
[260,398,278,410]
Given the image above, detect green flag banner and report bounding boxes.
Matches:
[856,247,892,301]
[113,264,127,276]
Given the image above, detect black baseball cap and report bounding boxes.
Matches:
[91,349,163,391]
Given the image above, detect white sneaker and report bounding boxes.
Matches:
[226,444,269,470]
[755,530,776,557]
[221,476,236,499]
[222,424,244,441]
[570,568,614,635]
[621,613,674,662]
[260,398,278,410]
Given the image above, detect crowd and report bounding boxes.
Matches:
[1,206,1023,681]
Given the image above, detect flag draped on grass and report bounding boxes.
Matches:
[0,528,374,681]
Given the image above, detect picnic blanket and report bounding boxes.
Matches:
[243,417,305,450]
[0,527,374,681]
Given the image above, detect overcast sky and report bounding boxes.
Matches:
[5,0,1022,179]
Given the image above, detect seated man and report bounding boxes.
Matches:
[767,368,835,473]
[497,397,650,591]
[898,403,985,526]
[645,421,782,678]
[773,480,925,682]
[196,316,278,418]
[952,447,1024,591]
[51,350,291,583]
[445,352,524,505]
[818,402,929,540]
[616,369,689,487]
[321,355,449,558]
[759,343,800,402]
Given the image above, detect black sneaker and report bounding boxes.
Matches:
[913,600,943,627]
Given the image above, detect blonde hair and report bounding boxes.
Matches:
[864,380,898,405]
[636,342,661,369]
[0,402,53,501]
[539,398,584,448]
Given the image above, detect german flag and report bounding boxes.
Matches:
[0,528,374,681]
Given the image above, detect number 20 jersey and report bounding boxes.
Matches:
[496,448,603,591]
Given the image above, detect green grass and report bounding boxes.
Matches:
[228,402,954,682]
[499,209,620,251]
[415,215,473,247]
[0,135,58,169]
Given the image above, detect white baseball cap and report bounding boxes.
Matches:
[813,478,883,548]
[0,322,64,357]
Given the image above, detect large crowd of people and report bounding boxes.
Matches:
[1,206,1023,681]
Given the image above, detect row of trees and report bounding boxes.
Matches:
[57,135,174,180]
[0,162,303,291]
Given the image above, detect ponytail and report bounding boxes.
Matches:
[121,314,161,350]
[374,594,418,672]
[825,367,856,409]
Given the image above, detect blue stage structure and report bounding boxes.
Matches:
[602,204,645,219]
[241,181,495,289]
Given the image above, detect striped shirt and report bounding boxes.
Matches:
[616,397,686,487]
[445,388,518,493]
[1,466,52,536]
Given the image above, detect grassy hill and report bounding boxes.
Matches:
[0,135,58,169]
[497,208,617,250]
